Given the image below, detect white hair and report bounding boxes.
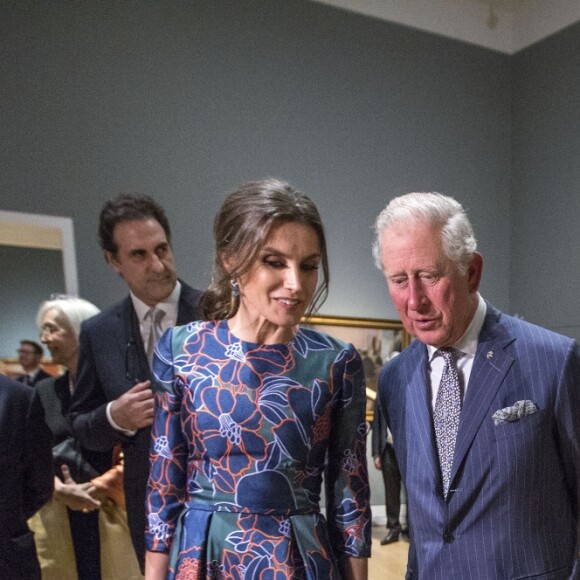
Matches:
[372,192,477,274]
[36,295,100,338]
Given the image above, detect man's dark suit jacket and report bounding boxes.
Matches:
[0,375,53,579]
[69,282,202,569]
[379,302,580,579]
[16,367,51,386]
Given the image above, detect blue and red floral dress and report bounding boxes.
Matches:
[146,319,371,579]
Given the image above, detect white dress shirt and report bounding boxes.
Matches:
[427,294,487,410]
[130,281,181,347]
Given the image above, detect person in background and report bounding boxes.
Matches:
[69,194,202,571]
[30,295,142,580]
[0,374,53,579]
[373,191,580,579]
[16,339,51,385]
[145,179,371,579]
[371,399,407,545]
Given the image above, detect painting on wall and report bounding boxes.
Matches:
[301,315,410,421]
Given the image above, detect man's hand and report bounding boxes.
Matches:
[373,456,382,470]
[110,380,154,430]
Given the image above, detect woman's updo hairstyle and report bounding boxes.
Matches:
[200,178,329,321]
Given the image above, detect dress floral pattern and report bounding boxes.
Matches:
[146,320,371,579]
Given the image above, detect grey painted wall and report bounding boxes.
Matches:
[0,246,64,358]
[511,22,580,341]
[8,0,576,519]
[1,0,511,333]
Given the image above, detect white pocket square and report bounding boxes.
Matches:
[492,400,538,425]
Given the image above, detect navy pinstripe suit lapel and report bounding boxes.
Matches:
[450,305,516,492]
[406,342,442,487]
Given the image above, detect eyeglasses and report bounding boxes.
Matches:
[17,349,37,355]
[39,322,61,338]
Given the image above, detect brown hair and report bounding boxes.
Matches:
[200,178,329,320]
[19,340,43,356]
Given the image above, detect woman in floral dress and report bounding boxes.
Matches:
[145,179,371,579]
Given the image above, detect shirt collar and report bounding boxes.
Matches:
[427,293,487,361]
[130,280,181,321]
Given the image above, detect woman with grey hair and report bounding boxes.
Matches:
[29,295,141,580]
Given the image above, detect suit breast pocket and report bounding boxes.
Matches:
[492,407,547,444]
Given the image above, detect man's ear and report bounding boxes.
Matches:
[105,251,123,276]
[467,252,483,293]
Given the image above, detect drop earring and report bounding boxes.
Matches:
[230,279,240,297]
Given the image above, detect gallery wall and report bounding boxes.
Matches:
[5,0,580,523]
[0,247,64,357]
[511,22,580,341]
[0,0,512,360]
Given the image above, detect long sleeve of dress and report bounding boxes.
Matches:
[325,343,372,559]
[146,327,188,553]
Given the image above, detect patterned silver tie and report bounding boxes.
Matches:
[434,348,462,497]
[146,307,165,368]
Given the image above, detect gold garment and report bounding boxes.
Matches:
[28,498,142,580]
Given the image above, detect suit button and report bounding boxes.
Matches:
[443,532,454,543]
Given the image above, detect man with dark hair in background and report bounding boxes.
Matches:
[69,194,202,570]
[16,339,50,386]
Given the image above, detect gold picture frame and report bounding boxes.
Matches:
[301,315,410,421]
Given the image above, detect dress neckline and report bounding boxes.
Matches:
[218,319,299,349]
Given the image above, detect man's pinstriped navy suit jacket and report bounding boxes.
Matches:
[379,302,580,579]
